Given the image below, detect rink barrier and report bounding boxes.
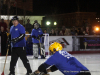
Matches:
[25,35,100,55]
[1,35,100,56]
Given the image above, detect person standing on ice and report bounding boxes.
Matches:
[30,42,91,75]
[8,16,32,75]
[31,23,45,59]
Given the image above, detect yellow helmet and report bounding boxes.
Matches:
[49,42,63,52]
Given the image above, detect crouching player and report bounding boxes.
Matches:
[31,42,91,75]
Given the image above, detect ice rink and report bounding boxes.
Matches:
[0,54,100,75]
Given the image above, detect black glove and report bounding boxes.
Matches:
[36,35,40,40]
[32,36,36,39]
[11,37,19,43]
[36,34,43,40]
[39,34,43,37]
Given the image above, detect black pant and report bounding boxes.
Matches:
[9,47,32,74]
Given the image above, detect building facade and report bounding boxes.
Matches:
[42,12,97,28]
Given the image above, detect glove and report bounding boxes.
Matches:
[11,37,19,43]
[32,36,36,39]
[36,36,40,40]
[36,34,43,40]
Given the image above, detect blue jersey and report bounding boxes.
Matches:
[10,23,26,47]
[31,28,43,43]
[45,50,88,75]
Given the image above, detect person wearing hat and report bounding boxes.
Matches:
[8,16,32,75]
[30,42,91,75]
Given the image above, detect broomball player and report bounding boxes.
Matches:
[8,16,32,75]
[31,23,45,59]
[30,42,91,75]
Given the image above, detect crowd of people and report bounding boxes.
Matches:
[44,25,98,36]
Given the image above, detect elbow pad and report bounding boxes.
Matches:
[38,63,50,72]
[11,34,25,43]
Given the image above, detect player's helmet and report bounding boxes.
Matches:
[34,23,39,29]
[49,42,63,52]
[12,16,19,21]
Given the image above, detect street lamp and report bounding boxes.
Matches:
[46,21,51,25]
[54,22,57,25]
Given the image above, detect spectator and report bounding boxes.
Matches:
[0,19,7,31]
[43,29,47,34]
[25,19,32,33]
[49,29,56,36]
[82,30,86,35]
[71,26,78,35]
[59,30,63,36]
[9,20,13,28]
[64,28,71,36]
[46,27,51,34]
[78,27,84,35]
[55,27,59,36]
[0,26,7,56]
[85,26,89,35]
[62,26,66,35]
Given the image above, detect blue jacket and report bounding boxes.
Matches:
[10,23,26,47]
[45,50,89,75]
[31,28,43,43]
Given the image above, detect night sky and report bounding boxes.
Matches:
[33,0,100,15]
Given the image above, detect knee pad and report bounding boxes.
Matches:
[33,44,38,51]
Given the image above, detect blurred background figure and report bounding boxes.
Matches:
[9,19,13,28]
[0,19,7,32]
[78,27,84,35]
[25,19,32,33]
[0,26,7,56]
[61,26,66,35]
[55,27,59,36]
[49,29,56,36]
[85,26,89,35]
[64,28,71,36]
[43,29,47,34]
[59,30,63,36]
[71,26,78,35]
[46,27,51,34]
